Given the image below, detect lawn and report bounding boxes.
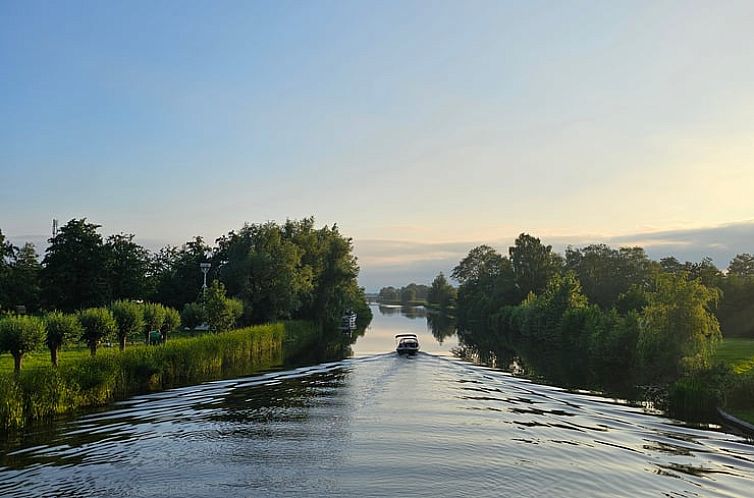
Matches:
[715,338,754,374]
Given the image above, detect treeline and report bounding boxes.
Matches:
[0,217,371,330]
[377,283,430,305]
[450,234,754,419]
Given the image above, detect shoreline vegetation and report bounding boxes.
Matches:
[0,321,321,430]
[423,234,754,427]
[0,216,372,431]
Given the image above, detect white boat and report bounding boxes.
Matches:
[395,333,420,355]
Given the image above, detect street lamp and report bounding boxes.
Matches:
[200,262,211,294]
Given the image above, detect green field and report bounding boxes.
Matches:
[715,338,754,374]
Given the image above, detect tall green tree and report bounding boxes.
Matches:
[152,237,211,309]
[728,253,754,277]
[41,219,110,311]
[3,243,42,313]
[142,303,166,343]
[0,229,17,312]
[638,273,721,382]
[44,311,82,366]
[203,280,242,333]
[452,245,517,330]
[105,234,151,301]
[0,315,46,372]
[427,273,457,310]
[509,233,562,299]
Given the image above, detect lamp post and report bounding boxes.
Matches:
[200,262,211,295]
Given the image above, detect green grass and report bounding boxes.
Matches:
[0,321,320,430]
[728,407,754,426]
[715,338,754,374]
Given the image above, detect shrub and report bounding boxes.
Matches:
[142,303,166,343]
[161,306,181,341]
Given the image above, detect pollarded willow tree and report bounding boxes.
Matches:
[0,315,46,372]
[79,307,117,356]
[44,311,82,366]
[111,300,144,351]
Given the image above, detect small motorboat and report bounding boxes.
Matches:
[395,333,420,355]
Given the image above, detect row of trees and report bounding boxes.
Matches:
[450,234,746,390]
[377,283,430,305]
[0,301,181,372]
[0,218,371,330]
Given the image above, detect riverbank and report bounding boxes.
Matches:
[714,338,754,425]
[0,321,319,430]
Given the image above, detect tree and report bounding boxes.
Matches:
[452,245,517,330]
[0,315,46,372]
[44,311,82,366]
[142,303,166,343]
[509,233,562,299]
[111,300,144,351]
[216,223,310,323]
[78,307,117,356]
[41,219,110,311]
[161,306,181,342]
[378,287,399,303]
[105,234,151,301]
[728,253,754,277]
[427,273,457,310]
[181,302,206,330]
[638,273,721,382]
[565,244,657,309]
[152,237,211,310]
[400,286,416,305]
[0,229,18,312]
[204,280,242,333]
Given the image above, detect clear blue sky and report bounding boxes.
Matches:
[2,1,754,289]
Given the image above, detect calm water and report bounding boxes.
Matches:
[1,305,753,497]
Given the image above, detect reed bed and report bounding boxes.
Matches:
[0,321,318,430]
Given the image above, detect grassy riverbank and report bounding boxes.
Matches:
[0,321,319,430]
[715,338,754,425]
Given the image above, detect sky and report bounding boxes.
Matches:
[2,1,754,290]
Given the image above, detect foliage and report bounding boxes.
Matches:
[105,234,152,300]
[44,311,82,366]
[0,315,46,372]
[41,219,110,311]
[151,237,211,310]
[0,321,319,430]
[728,253,754,277]
[142,302,166,340]
[637,273,721,383]
[111,300,144,351]
[181,302,206,330]
[203,280,243,333]
[78,307,117,356]
[161,305,181,341]
[509,233,563,300]
[427,273,457,310]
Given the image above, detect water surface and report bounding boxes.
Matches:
[1,305,752,497]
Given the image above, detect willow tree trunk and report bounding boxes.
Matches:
[119,335,127,351]
[13,354,22,373]
[89,342,97,356]
[50,346,59,367]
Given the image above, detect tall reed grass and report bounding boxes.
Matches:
[0,321,318,430]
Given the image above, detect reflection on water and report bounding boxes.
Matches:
[1,354,753,497]
[2,306,753,497]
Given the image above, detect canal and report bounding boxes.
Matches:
[1,304,753,497]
